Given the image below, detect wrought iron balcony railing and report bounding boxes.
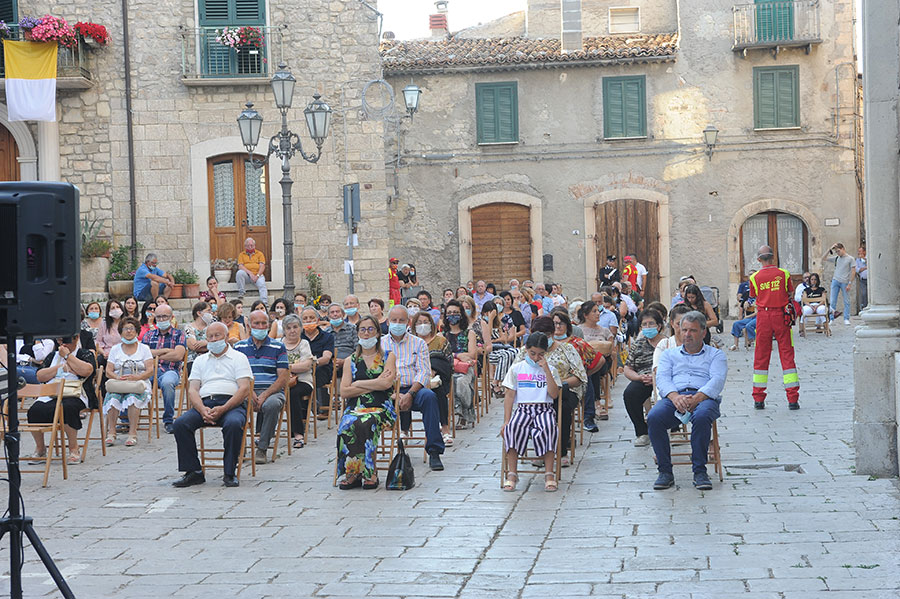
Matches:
[0,25,92,87]
[733,0,822,54]
[180,26,284,83]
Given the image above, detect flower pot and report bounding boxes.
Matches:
[22,30,33,41]
[83,36,102,49]
[81,257,110,293]
[214,269,232,285]
[169,283,184,299]
[107,279,133,298]
[183,283,200,298]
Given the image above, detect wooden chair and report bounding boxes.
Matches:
[333,380,401,486]
[78,350,105,461]
[197,393,257,480]
[256,378,292,462]
[175,364,190,417]
[500,392,563,489]
[799,294,831,337]
[136,357,161,442]
[597,370,612,420]
[660,420,724,482]
[2,382,68,487]
[305,362,319,440]
[448,374,456,439]
[327,365,342,429]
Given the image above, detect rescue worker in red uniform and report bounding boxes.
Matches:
[388,257,402,307]
[749,245,800,410]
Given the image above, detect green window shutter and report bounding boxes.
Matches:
[234,0,265,24]
[755,0,794,42]
[754,66,799,129]
[199,0,264,25]
[0,0,17,26]
[603,76,646,139]
[476,82,518,144]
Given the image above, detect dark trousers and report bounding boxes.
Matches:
[173,396,246,478]
[289,382,312,437]
[315,364,333,409]
[647,397,720,475]
[401,380,450,430]
[623,379,653,437]
[27,397,84,430]
[399,386,445,455]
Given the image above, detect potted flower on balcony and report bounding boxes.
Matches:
[215,25,264,54]
[174,268,200,298]
[211,258,236,284]
[29,15,77,48]
[74,21,109,49]
[18,15,40,40]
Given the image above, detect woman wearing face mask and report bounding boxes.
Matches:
[282,315,314,448]
[97,299,124,360]
[442,299,478,428]
[405,297,421,317]
[268,298,289,340]
[184,301,212,372]
[81,301,104,344]
[199,276,227,308]
[368,298,389,335]
[622,309,666,447]
[217,302,247,345]
[139,300,158,341]
[301,307,334,420]
[411,312,454,445]
[103,317,154,447]
[480,302,518,398]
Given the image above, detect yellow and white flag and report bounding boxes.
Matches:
[3,41,57,122]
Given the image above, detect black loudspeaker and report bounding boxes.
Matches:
[0,182,81,337]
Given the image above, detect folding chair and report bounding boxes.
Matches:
[175,365,189,416]
[660,420,724,482]
[448,374,456,439]
[799,294,831,337]
[597,370,612,420]
[500,393,563,489]
[198,395,257,479]
[2,382,68,487]
[333,380,400,486]
[573,393,584,446]
[327,365,343,429]
[271,378,292,460]
[79,350,105,461]
[135,357,161,442]
[305,362,319,440]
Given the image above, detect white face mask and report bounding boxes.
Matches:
[201,312,214,325]
[109,308,123,319]
[408,307,419,315]
[415,323,431,336]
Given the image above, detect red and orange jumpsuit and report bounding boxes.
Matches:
[388,266,401,307]
[749,265,799,405]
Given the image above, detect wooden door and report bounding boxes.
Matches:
[0,125,20,181]
[740,211,808,286]
[208,154,271,264]
[594,199,659,301]
[470,203,531,285]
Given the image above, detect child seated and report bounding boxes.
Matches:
[501,332,561,492]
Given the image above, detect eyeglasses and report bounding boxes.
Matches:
[358,327,378,334]
[156,315,171,322]
[553,321,565,328]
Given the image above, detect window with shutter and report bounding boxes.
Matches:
[602,75,646,139]
[476,82,519,144]
[753,65,799,129]
[754,0,794,42]
[199,0,264,25]
[0,0,16,26]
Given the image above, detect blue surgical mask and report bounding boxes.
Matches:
[524,355,538,367]
[207,339,227,354]
[250,328,268,340]
[87,311,100,320]
[345,307,358,317]
[157,320,171,330]
[329,318,344,328]
[358,336,379,349]
[211,303,218,312]
[446,314,461,325]
[121,336,138,345]
[464,309,473,318]
[389,322,407,337]
[294,302,304,309]
[642,327,659,339]
[553,334,567,341]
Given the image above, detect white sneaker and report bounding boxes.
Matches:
[634,435,650,447]
[844,319,851,325]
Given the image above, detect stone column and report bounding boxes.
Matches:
[37,120,60,181]
[853,0,900,475]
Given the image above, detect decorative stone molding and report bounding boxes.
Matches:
[0,102,37,181]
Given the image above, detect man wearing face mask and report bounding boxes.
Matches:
[325,304,358,374]
[293,292,307,315]
[381,306,446,470]
[143,304,187,434]
[172,322,253,488]
[342,294,362,327]
[234,310,289,464]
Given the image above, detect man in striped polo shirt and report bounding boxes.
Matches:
[235,310,289,464]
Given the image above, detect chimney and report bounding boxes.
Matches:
[430,0,449,39]
[560,0,583,53]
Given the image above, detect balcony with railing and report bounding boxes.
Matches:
[733,0,822,55]
[0,25,93,89]
[180,25,285,86]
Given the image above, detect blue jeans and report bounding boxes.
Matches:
[400,386,445,455]
[16,365,39,384]
[648,397,720,475]
[156,369,181,425]
[731,316,756,340]
[136,283,165,302]
[830,280,850,320]
[584,377,596,421]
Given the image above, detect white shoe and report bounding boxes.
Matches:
[844,319,851,325]
[634,435,650,447]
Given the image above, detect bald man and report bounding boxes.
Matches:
[749,245,799,410]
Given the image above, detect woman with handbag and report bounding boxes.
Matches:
[103,317,154,447]
[282,315,314,448]
[411,312,454,445]
[336,316,397,490]
[622,309,667,447]
[441,300,477,429]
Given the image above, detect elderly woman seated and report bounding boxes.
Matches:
[335,316,397,490]
[104,317,155,447]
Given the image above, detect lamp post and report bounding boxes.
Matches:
[237,63,332,299]
[401,82,422,120]
[703,124,719,161]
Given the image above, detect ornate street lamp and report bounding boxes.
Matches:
[402,83,422,120]
[238,63,332,299]
[703,124,719,161]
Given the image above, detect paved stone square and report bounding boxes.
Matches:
[2,318,899,598]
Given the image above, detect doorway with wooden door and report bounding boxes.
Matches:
[740,211,808,286]
[207,153,271,268]
[0,124,20,181]
[593,199,659,301]
[470,202,532,286]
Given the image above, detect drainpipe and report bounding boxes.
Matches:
[121,0,138,263]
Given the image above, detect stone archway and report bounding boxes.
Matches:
[0,103,37,180]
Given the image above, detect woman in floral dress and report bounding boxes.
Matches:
[336,316,397,490]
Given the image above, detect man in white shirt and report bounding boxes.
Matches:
[172,322,253,488]
[634,258,649,294]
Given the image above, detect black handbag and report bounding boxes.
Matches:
[386,438,415,490]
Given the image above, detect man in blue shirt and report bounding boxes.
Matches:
[472,280,495,314]
[234,310,289,465]
[649,310,727,491]
[133,252,175,301]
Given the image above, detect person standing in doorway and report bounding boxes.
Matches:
[856,246,868,311]
[599,255,620,288]
[822,243,855,325]
[749,245,799,410]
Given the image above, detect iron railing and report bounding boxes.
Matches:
[0,25,91,79]
[180,26,284,79]
[733,0,821,50]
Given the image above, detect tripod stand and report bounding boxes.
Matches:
[1,320,75,598]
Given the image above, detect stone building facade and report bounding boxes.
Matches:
[4,0,391,299]
[381,0,860,312]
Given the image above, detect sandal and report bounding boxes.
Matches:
[442,432,454,446]
[26,452,47,465]
[502,472,518,492]
[125,437,137,447]
[338,476,362,490]
[67,451,81,464]
[544,471,558,492]
[362,477,379,490]
[105,436,116,447]
[560,456,571,468]
[292,437,305,449]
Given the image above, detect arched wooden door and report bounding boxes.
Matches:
[594,199,659,301]
[0,125,20,181]
[470,203,531,285]
[207,153,271,265]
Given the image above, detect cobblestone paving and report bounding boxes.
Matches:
[3,318,899,597]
